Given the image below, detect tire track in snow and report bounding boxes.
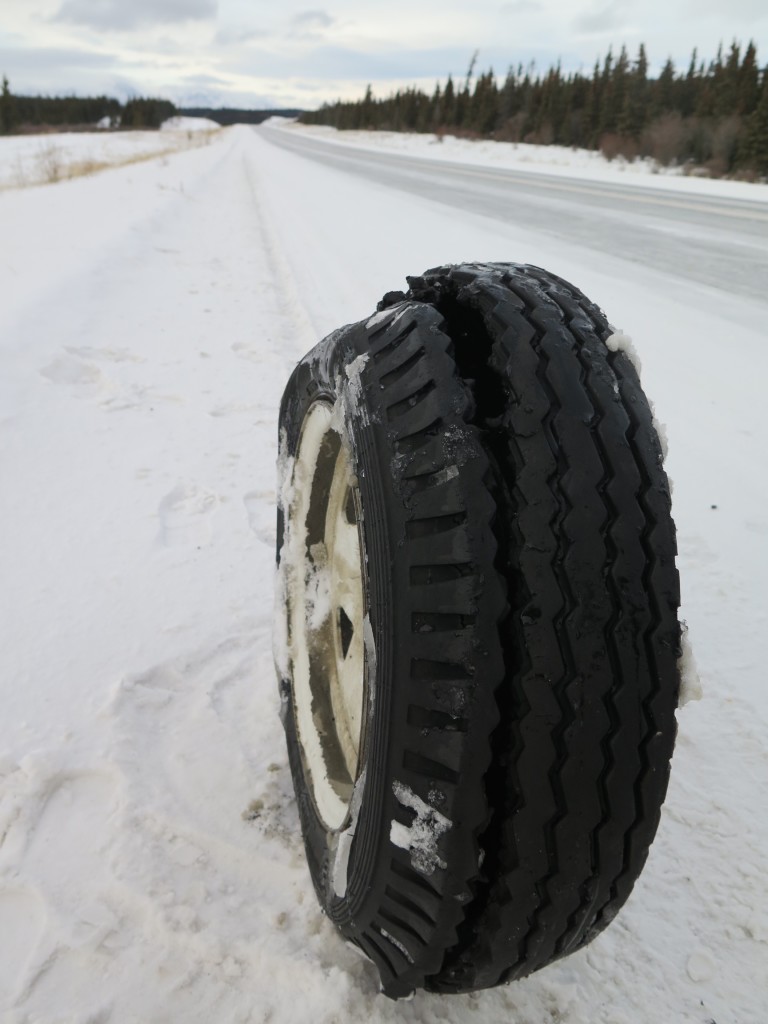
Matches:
[238,140,318,360]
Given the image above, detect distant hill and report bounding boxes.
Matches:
[180,107,304,126]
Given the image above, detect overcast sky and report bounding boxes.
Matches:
[2,0,767,110]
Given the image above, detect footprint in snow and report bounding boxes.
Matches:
[0,889,47,1007]
[243,491,276,547]
[231,341,282,365]
[157,483,218,548]
[110,632,301,868]
[39,353,114,402]
[207,401,261,418]
[64,345,144,364]
[24,770,121,888]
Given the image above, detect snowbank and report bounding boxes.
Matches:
[0,125,219,189]
[161,115,222,132]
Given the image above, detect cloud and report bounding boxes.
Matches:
[180,71,231,87]
[573,0,628,34]
[53,0,217,31]
[499,1,542,12]
[0,45,116,72]
[690,0,768,14]
[290,9,335,36]
[228,44,539,82]
[214,26,267,46]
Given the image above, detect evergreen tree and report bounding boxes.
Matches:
[741,69,768,172]
[361,85,374,128]
[620,43,649,138]
[470,70,499,134]
[681,48,699,116]
[584,60,602,146]
[739,42,760,114]
[714,41,742,116]
[0,75,14,134]
[498,68,518,126]
[654,57,676,116]
[430,82,443,131]
[442,75,456,127]
[610,45,631,131]
[597,48,615,136]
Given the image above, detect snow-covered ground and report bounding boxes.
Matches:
[1,123,766,1023]
[0,119,220,190]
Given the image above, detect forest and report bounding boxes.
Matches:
[0,79,176,133]
[300,42,768,178]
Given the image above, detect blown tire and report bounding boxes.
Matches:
[275,263,681,998]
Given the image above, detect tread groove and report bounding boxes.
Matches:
[412,611,476,632]
[402,750,461,784]
[409,563,474,584]
[405,513,468,539]
[387,380,438,421]
[407,704,469,733]
[396,418,443,452]
[384,885,439,930]
[379,347,427,386]
[390,857,442,898]
[410,658,472,681]
[370,318,418,358]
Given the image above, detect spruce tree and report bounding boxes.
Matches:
[620,43,649,138]
[597,48,615,136]
[739,42,760,114]
[681,49,699,116]
[742,69,768,173]
[471,70,499,135]
[584,60,601,146]
[653,58,676,116]
[443,75,456,127]
[0,75,13,134]
[361,85,374,128]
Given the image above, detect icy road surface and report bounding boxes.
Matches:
[1,123,766,1023]
[263,122,768,304]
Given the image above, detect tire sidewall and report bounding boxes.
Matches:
[277,322,394,937]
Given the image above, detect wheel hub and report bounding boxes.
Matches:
[286,401,366,831]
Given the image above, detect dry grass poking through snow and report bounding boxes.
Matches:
[1,128,221,190]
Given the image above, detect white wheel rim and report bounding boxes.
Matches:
[286,402,366,831]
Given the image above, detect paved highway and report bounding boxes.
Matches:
[260,125,768,305]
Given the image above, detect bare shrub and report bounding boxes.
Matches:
[599,133,638,161]
[730,167,759,182]
[682,164,711,177]
[67,159,110,180]
[641,113,687,166]
[496,112,527,143]
[685,116,714,166]
[703,156,728,178]
[524,121,554,146]
[37,143,62,183]
[446,127,483,141]
[710,115,743,173]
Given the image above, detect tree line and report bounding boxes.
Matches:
[300,42,768,177]
[0,77,177,133]
[180,106,305,125]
